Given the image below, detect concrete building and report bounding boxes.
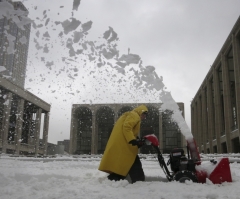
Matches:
[191,16,240,154]
[0,1,51,156]
[0,77,50,155]
[47,142,65,156]
[70,103,185,155]
[58,139,70,153]
[0,1,31,88]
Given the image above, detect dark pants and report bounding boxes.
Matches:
[107,155,145,183]
[128,155,145,183]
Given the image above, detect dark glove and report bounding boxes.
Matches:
[129,138,145,148]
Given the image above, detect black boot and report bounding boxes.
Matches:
[107,173,125,181]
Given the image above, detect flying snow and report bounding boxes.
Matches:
[0,0,193,141]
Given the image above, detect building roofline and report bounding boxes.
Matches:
[0,77,51,111]
[72,102,184,106]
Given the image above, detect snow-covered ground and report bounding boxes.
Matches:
[0,154,240,199]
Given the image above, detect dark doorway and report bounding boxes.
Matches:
[232,137,240,153]
[75,107,92,154]
[162,110,181,153]
[140,106,159,154]
[221,142,228,153]
[97,106,114,154]
[213,146,218,153]
[207,148,210,154]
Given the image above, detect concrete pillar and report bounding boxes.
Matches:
[201,88,208,153]
[194,102,198,144]
[34,108,42,156]
[15,98,25,155]
[197,96,202,149]
[222,54,233,152]
[213,68,222,153]
[69,107,77,154]
[27,113,34,145]
[207,80,214,153]
[91,110,96,154]
[1,92,12,153]
[232,35,240,140]
[95,111,99,154]
[42,112,50,155]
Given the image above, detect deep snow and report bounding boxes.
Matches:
[0,154,240,199]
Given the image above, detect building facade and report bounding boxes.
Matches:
[69,103,185,155]
[0,1,31,88]
[0,1,51,156]
[191,16,240,153]
[47,142,65,156]
[58,139,70,153]
[0,77,50,155]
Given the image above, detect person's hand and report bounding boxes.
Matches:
[129,138,145,148]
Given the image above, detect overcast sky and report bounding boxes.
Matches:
[19,0,240,144]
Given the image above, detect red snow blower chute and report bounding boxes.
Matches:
[143,134,232,184]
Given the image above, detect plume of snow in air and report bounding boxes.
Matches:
[0,0,193,141]
[72,0,81,11]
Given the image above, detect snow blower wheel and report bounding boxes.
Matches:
[173,170,198,183]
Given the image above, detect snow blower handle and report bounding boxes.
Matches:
[129,138,145,148]
[143,134,159,147]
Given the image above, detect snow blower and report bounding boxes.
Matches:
[143,134,232,184]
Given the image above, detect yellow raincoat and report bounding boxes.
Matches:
[98,105,148,176]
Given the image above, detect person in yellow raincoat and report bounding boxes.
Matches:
[98,104,148,183]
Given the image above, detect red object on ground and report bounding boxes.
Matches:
[208,158,232,184]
